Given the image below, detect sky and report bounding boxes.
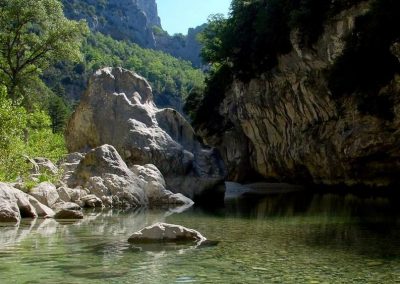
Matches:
[156,0,232,35]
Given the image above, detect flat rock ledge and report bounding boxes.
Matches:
[128,222,206,244]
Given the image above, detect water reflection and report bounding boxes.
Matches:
[220,191,400,259]
[1,191,400,283]
[0,204,192,248]
[224,190,400,220]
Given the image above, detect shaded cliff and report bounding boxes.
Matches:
[196,0,400,187]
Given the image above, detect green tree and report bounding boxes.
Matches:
[48,95,69,133]
[0,0,88,104]
[0,85,28,181]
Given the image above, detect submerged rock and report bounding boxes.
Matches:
[128,222,206,244]
[65,67,225,199]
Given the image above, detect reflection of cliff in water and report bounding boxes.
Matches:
[224,191,400,219]
[223,191,400,259]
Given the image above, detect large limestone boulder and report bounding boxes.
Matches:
[128,222,206,244]
[0,183,55,223]
[65,67,225,199]
[67,144,193,208]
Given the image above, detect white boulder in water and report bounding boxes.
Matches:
[128,222,206,244]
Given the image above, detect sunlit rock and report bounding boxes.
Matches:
[65,67,225,200]
[29,182,60,208]
[0,183,54,223]
[128,222,206,244]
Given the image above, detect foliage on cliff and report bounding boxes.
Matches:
[192,0,400,130]
[329,0,400,119]
[44,32,205,104]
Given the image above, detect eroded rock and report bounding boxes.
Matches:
[0,183,54,223]
[67,144,193,208]
[54,209,83,220]
[200,3,400,187]
[128,222,206,244]
[65,67,225,199]
[29,182,59,208]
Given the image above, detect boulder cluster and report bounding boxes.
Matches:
[1,67,225,224]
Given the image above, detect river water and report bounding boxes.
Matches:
[0,190,399,283]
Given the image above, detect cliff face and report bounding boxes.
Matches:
[155,25,205,67]
[63,0,159,48]
[62,0,203,66]
[202,2,400,187]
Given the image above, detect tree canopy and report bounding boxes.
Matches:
[0,0,88,104]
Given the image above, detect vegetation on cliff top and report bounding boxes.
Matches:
[45,32,205,102]
[190,0,400,130]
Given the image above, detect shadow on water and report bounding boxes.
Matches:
[192,187,400,259]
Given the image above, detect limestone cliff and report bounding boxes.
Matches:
[65,68,225,199]
[200,2,400,187]
[62,0,203,66]
[155,25,206,67]
[62,0,159,48]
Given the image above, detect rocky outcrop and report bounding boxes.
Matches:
[65,67,225,199]
[155,25,205,67]
[128,222,206,244]
[62,0,203,67]
[62,0,159,48]
[65,144,194,207]
[201,2,400,187]
[134,0,161,28]
[0,183,55,223]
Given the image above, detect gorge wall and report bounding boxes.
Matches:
[63,0,159,48]
[62,0,203,66]
[199,1,400,187]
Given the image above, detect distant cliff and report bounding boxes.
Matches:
[62,0,159,48]
[155,25,206,67]
[62,0,203,66]
[196,0,400,187]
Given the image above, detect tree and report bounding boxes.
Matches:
[48,94,69,133]
[0,0,88,104]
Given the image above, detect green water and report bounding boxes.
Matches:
[1,191,400,283]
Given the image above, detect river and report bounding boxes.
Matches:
[0,189,399,283]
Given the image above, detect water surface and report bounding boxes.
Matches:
[1,191,400,283]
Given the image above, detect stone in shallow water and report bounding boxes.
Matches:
[128,222,206,244]
[54,209,83,220]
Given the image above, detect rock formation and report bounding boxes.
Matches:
[62,0,159,48]
[64,144,192,207]
[65,68,225,199]
[155,24,205,67]
[200,2,400,187]
[0,183,55,223]
[128,222,206,244]
[62,0,203,67]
